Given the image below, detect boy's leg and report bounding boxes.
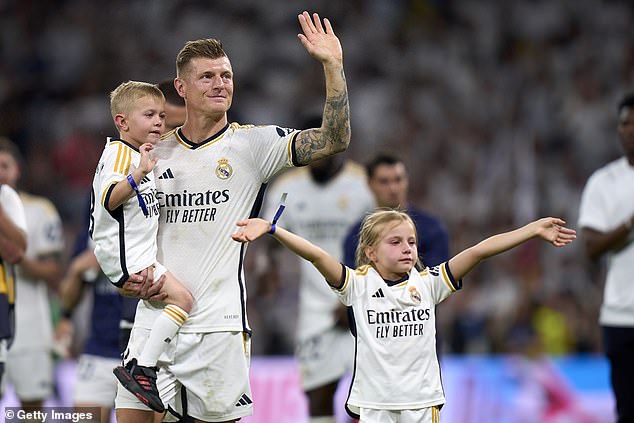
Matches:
[139,269,192,367]
[115,268,191,412]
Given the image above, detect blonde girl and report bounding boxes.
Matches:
[231,209,575,423]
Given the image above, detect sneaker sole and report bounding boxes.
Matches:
[113,366,165,412]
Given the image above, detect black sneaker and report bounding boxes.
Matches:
[113,358,165,412]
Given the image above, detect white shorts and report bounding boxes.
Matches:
[359,406,441,423]
[296,327,354,391]
[116,328,252,422]
[6,347,54,401]
[73,354,120,406]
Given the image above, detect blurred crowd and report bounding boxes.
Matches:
[1,0,633,357]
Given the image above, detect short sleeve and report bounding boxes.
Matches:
[26,198,64,256]
[1,185,26,233]
[96,144,130,207]
[427,262,462,305]
[248,125,299,182]
[578,173,609,232]
[330,265,358,306]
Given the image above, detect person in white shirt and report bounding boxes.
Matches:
[0,137,64,410]
[0,178,27,398]
[578,93,634,423]
[114,11,352,423]
[232,209,575,422]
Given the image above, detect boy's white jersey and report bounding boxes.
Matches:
[13,193,64,350]
[134,123,297,333]
[264,162,374,340]
[333,263,461,414]
[90,138,161,286]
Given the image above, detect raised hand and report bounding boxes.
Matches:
[138,143,158,175]
[534,217,577,247]
[231,218,271,243]
[297,11,342,67]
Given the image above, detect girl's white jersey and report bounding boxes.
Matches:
[134,123,297,334]
[333,263,461,414]
[90,138,161,286]
[263,162,374,340]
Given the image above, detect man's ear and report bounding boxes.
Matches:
[174,77,186,100]
[114,113,127,131]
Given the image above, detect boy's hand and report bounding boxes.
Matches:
[535,217,576,247]
[231,218,271,243]
[138,143,158,175]
[297,11,342,68]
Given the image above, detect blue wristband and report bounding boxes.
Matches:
[127,174,149,217]
[268,193,287,235]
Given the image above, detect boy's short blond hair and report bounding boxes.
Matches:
[110,81,165,119]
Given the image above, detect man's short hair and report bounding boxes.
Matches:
[618,93,634,115]
[176,39,227,77]
[0,137,24,169]
[365,153,405,179]
[157,79,185,107]
[110,81,165,119]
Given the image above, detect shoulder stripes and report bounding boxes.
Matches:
[110,141,134,175]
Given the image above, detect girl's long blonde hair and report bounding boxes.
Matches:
[355,209,421,269]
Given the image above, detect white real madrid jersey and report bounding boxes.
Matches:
[13,193,64,350]
[133,123,297,333]
[333,263,461,414]
[263,162,374,340]
[90,138,161,286]
[578,156,634,326]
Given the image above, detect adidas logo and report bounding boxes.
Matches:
[139,176,151,185]
[429,266,440,276]
[235,393,252,407]
[371,288,385,298]
[158,168,175,179]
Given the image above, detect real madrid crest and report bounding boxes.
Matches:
[215,158,233,180]
[409,286,421,304]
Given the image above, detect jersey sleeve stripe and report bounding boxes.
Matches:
[441,262,462,291]
[288,130,300,167]
[101,182,117,208]
[332,264,350,292]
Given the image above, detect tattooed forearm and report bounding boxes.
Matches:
[295,68,350,165]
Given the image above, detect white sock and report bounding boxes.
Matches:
[137,304,188,367]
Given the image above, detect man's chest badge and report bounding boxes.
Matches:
[215,158,233,180]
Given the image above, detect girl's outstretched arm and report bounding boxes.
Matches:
[232,218,343,286]
[448,217,576,281]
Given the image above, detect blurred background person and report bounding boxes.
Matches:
[58,242,121,423]
[0,162,26,398]
[343,153,448,269]
[578,93,634,423]
[0,137,64,411]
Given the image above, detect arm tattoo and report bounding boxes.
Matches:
[295,69,350,165]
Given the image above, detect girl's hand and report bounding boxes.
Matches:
[231,218,271,243]
[534,217,576,247]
